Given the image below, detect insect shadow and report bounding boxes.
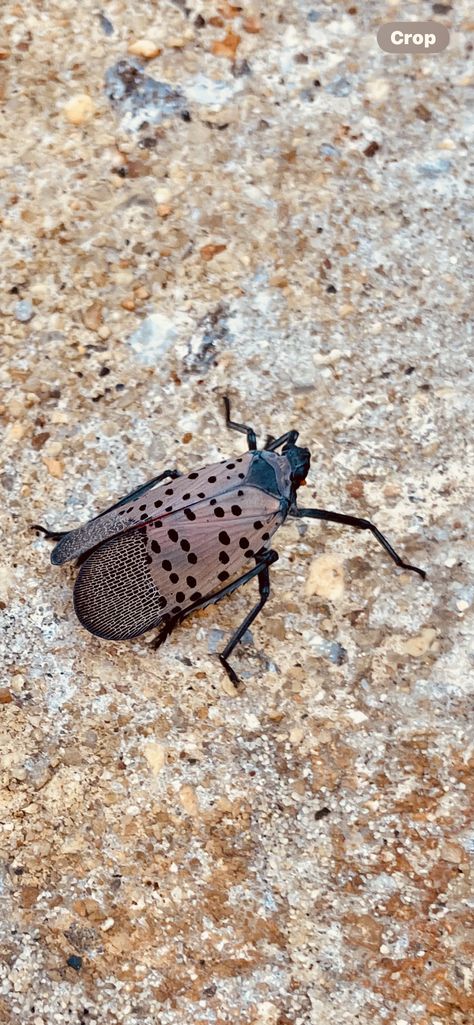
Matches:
[33,397,426,685]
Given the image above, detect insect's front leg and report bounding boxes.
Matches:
[291,505,426,579]
[264,429,299,452]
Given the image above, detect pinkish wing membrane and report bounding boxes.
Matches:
[73,485,281,641]
[145,489,282,613]
[51,453,253,566]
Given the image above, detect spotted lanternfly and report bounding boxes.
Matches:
[34,398,426,684]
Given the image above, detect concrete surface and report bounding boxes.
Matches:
[0,2,472,1023]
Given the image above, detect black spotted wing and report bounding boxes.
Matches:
[51,454,253,565]
[73,488,282,640]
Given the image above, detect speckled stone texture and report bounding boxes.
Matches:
[0,2,472,1024]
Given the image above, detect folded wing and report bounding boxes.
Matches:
[73,487,282,640]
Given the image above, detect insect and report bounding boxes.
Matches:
[34,398,426,684]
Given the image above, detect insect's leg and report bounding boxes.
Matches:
[291,506,426,579]
[31,524,69,541]
[31,470,182,541]
[91,469,182,519]
[151,549,279,679]
[218,555,277,685]
[265,430,299,452]
[223,396,257,451]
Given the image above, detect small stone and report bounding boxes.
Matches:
[414,103,431,121]
[42,457,64,479]
[167,36,190,49]
[305,555,345,600]
[346,478,364,499]
[8,423,26,441]
[383,482,401,498]
[8,398,24,417]
[154,186,172,204]
[313,348,343,365]
[243,17,261,33]
[179,784,199,816]
[0,688,13,704]
[10,674,25,692]
[128,313,177,365]
[128,39,162,60]
[143,741,166,775]
[326,77,352,97]
[46,441,62,457]
[346,709,368,724]
[328,641,347,665]
[418,158,451,178]
[64,94,96,125]
[220,674,239,697]
[211,31,240,59]
[245,713,260,731]
[365,78,389,101]
[200,243,227,261]
[364,140,380,158]
[66,955,83,971]
[99,12,114,36]
[14,299,34,322]
[101,917,115,931]
[402,628,437,656]
[320,143,341,158]
[253,1001,279,1025]
[439,842,462,864]
[82,301,103,332]
[20,885,40,908]
[31,432,50,450]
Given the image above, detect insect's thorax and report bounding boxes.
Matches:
[244,450,293,505]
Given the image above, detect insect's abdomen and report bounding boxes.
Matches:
[73,487,282,640]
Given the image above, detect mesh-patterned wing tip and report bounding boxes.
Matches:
[72,530,169,641]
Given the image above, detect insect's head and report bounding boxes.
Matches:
[282,443,311,489]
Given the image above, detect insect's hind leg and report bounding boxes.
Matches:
[150,548,279,685]
[291,505,426,579]
[218,550,278,685]
[31,524,69,542]
[223,396,257,451]
[31,469,182,541]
